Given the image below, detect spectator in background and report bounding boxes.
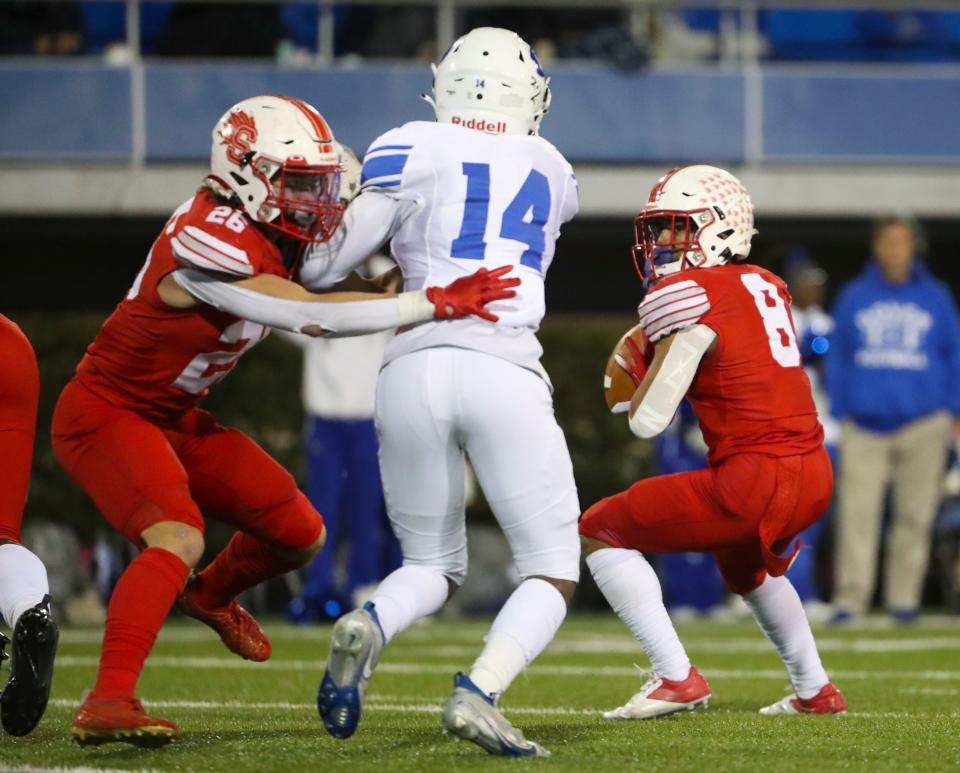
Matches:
[786,254,836,619]
[0,1,82,55]
[826,216,960,624]
[285,252,401,622]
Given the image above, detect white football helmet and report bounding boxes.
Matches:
[335,142,362,204]
[208,95,344,243]
[633,165,757,286]
[424,27,551,136]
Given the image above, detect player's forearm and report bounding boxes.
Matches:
[171,269,433,336]
[299,192,414,290]
[628,325,716,439]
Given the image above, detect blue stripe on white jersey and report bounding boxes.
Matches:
[361,150,409,190]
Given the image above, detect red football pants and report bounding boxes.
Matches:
[579,448,833,594]
[0,316,40,543]
[51,378,323,550]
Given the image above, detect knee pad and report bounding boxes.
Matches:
[259,491,324,553]
[507,493,581,583]
[404,547,468,587]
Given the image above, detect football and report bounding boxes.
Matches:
[603,324,652,414]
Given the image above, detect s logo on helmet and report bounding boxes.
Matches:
[219,109,258,166]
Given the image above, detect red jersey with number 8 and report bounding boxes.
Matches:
[636,263,823,465]
[76,189,292,426]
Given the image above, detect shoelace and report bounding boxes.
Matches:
[630,665,663,701]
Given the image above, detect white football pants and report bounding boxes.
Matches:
[375,347,581,585]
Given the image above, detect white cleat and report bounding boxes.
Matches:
[317,601,385,739]
[759,683,848,716]
[603,667,711,720]
[442,672,549,758]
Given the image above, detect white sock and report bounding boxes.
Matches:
[368,564,449,643]
[743,574,829,699]
[0,543,49,629]
[586,548,691,681]
[469,578,566,698]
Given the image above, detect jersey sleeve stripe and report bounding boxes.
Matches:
[642,278,698,302]
[644,302,711,342]
[172,233,253,277]
[183,226,250,264]
[177,230,250,272]
[638,290,709,329]
[637,285,706,319]
[360,154,408,187]
[367,144,413,154]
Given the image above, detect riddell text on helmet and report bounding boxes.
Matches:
[451,116,508,133]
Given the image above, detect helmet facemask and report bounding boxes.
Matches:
[633,210,715,288]
[249,156,344,243]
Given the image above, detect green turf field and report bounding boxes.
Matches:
[2,614,959,772]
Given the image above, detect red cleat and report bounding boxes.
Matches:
[603,666,711,719]
[760,682,848,715]
[177,580,271,662]
[71,695,178,747]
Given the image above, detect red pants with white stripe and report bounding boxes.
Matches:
[0,315,39,544]
[579,448,833,594]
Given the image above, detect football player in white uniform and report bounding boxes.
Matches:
[304,27,580,757]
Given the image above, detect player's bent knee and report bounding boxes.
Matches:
[580,535,616,556]
[578,498,628,549]
[271,527,326,567]
[529,575,577,605]
[141,521,205,568]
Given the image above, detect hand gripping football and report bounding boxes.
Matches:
[603,324,653,414]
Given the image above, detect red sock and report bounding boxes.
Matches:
[190,532,301,609]
[91,547,190,700]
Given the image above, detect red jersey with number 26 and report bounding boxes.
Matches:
[76,189,291,425]
[637,263,823,465]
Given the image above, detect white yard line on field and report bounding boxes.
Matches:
[52,656,960,682]
[382,637,960,656]
[0,767,160,773]
[46,698,959,721]
[58,630,960,655]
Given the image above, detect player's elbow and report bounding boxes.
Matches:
[628,402,671,439]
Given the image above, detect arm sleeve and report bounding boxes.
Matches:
[637,279,711,343]
[298,190,419,290]
[628,324,716,439]
[171,268,434,335]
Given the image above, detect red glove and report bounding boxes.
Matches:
[426,265,520,323]
[615,331,652,387]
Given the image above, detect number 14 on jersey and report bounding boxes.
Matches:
[451,163,551,271]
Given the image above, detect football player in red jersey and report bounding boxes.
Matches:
[52,95,518,747]
[579,165,847,719]
[0,314,58,737]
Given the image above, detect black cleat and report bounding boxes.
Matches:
[1,595,59,736]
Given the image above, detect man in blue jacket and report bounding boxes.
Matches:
[827,216,960,623]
